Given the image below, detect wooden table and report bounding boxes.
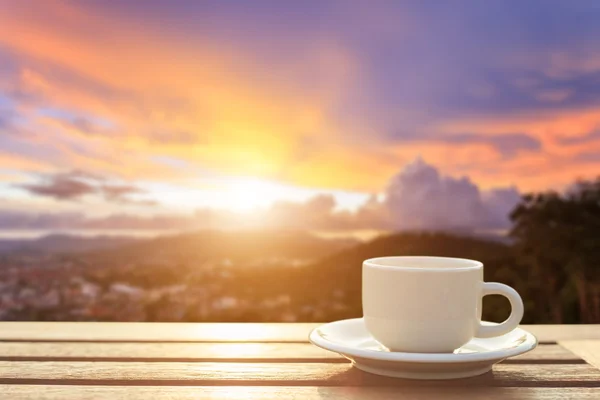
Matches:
[0,323,598,399]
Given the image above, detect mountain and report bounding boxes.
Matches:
[87,230,359,264]
[0,234,139,255]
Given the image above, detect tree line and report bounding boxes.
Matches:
[510,177,600,323]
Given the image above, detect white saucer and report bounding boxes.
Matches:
[309,318,537,380]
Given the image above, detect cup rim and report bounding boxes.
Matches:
[363,256,483,271]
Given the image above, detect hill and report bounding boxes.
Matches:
[0,234,139,255]
[88,229,358,265]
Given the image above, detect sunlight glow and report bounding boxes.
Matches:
[224,178,293,211]
[148,178,324,212]
[147,177,371,214]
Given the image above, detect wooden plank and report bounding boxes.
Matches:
[0,361,597,387]
[0,323,597,342]
[1,386,598,400]
[560,341,600,369]
[0,342,342,362]
[0,342,577,363]
[0,323,317,342]
[507,344,581,363]
[526,325,600,343]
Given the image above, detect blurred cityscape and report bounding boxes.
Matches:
[0,231,357,322]
[0,253,315,322]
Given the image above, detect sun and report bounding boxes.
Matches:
[224,177,293,211]
[146,177,320,212]
[142,176,369,214]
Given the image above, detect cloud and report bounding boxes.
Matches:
[16,170,155,205]
[148,130,198,145]
[575,151,600,164]
[2,159,519,232]
[19,171,95,200]
[100,184,156,205]
[382,158,517,231]
[384,158,484,230]
[446,133,541,158]
[0,114,9,130]
[481,188,521,229]
[0,210,86,230]
[53,115,115,137]
[393,132,541,159]
[558,129,600,146]
[534,89,574,103]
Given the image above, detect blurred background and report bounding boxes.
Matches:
[0,1,598,324]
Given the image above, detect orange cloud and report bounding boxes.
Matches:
[0,1,382,191]
[1,1,599,199]
[0,152,52,177]
[437,106,600,190]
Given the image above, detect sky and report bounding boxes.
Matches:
[1,0,600,235]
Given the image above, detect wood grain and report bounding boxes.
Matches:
[560,341,600,369]
[1,386,598,400]
[0,361,597,387]
[0,323,597,342]
[0,342,577,363]
[0,342,342,362]
[0,322,317,342]
[526,325,600,343]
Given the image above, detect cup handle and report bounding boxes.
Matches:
[476,282,524,338]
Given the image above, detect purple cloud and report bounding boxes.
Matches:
[558,129,600,146]
[392,132,541,159]
[445,134,541,158]
[382,158,520,231]
[16,170,155,205]
[384,158,487,230]
[0,113,9,130]
[19,171,96,200]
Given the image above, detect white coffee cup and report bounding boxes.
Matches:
[362,256,524,353]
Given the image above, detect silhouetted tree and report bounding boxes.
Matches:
[510,177,600,323]
[567,179,600,322]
